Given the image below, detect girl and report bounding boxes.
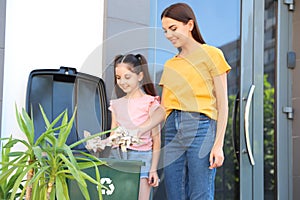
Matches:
[160,3,231,200]
[109,54,165,200]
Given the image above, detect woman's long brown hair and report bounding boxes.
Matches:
[161,3,206,44]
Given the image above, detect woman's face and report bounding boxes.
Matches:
[115,63,143,95]
[161,17,193,48]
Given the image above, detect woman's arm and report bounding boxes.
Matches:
[209,73,228,169]
[148,125,161,187]
[137,106,165,137]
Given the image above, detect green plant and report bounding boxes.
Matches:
[0,105,112,200]
[0,136,24,200]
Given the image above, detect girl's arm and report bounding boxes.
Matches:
[110,111,118,135]
[148,125,161,187]
[209,73,228,169]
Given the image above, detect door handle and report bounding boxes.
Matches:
[244,85,255,165]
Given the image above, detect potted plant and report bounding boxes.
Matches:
[0,104,112,200]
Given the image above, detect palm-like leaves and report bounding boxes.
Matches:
[0,105,111,200]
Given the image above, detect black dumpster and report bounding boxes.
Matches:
[25,66,109,151]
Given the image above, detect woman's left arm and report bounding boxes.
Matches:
[148,125,161,187]
[209,73,228,169]
[137,105,165,137]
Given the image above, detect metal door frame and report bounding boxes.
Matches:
[239,0,264,199]
[276,0,293,199]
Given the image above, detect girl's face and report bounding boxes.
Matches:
[162,17,193,48]
[115,63,143,96]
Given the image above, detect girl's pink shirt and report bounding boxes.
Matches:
[109,94,160,151]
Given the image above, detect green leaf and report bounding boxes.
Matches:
[15,105,28,139]
[32,146,43,162]
[31,176,41,200]
[74,152,106,170]
[49,185,56,200]
[9,163,35,200]
[55,175,69,200]
[77,181,91,200]
[1,137,12,172]
[6,166,25,192]
[35,124,66,147]
[0,137,10,141]
[77,161,103,170]
[32,170,48,200]
[39,104,51,128]
[73,157,103,200]
[0,154,27,172]
[39,104,67,133]
[30,166,50,184]
[62,144,80,169]
[55,110,69,146]
[3,137,31,150]
[57,107,77,148]
[57,154,86,188]
[15,105,34,145]
[21,107,35,144]
[78,168,101,186]
[44,132,59,147]
[0,166,19,185]
[8,151,30,157]
[69,128,114,149]
[3,139,19,148]
[0,186,4,199]
[59,108,69,135]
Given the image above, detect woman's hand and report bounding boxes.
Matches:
[209,145,225,169]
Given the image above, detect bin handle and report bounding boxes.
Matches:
[59,66,77,75]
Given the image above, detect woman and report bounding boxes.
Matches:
[159,3,231,199]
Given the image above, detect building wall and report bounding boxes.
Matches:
[0,0,5,138]
[1,1,104,148]
[292,4,300,199]
[102,0,152,100]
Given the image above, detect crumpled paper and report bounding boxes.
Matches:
[108,126,140,152]
[84,130,107,153]
[84,126,141,153]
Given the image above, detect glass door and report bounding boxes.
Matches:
[150,0,267,199]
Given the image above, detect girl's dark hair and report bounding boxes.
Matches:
[161,3,205,44]
[113,54,157,98]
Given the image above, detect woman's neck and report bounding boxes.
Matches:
[178,39,201,57]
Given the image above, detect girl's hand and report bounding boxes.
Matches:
[148,171,160,187]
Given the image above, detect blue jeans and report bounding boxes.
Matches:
[163,110,216,200]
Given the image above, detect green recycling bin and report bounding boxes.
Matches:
[68,158,144,200]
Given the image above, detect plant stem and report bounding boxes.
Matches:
[25,160,35,200]
[47,182,53,200]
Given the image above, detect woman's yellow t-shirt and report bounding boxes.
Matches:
[159,44,231,120]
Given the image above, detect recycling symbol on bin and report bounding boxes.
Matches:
[101,177,115,195]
